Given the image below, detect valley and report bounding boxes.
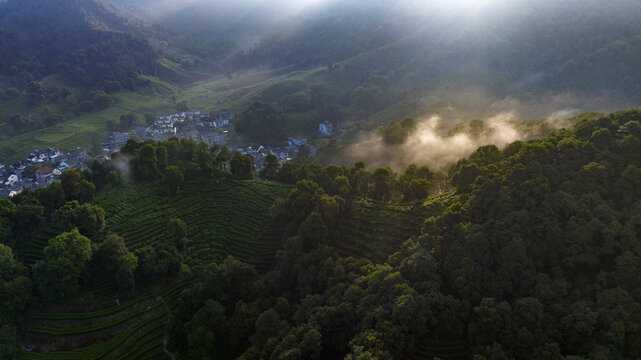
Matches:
[1,1,641,359]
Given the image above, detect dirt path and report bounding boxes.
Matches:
[158,296,176,360]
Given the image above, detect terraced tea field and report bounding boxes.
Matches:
[337,198,425,262]
[21,281,190,360]
[93,175,292,272]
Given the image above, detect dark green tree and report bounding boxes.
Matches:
[176,100,189,112]
[167,218,187,250]
[231,153,255,180]
[92,234,138,290]
[259,153,280,180]
[61,169,95,203]
[131,144,160,182]
[36,229,92,298]
[164,166,184,196]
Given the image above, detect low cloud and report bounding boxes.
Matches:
[338,114,524,171]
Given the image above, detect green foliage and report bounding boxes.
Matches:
[378,118,417,145]
[259,153,280,180]
[0,324,19,359]
[298,211,329,251]
[171,256,263,359]
[281,91,312,112]
[0,244,32,316]
[167,218,187,250]
[52,201,106,238]
[135,244,183,282]
[371,167,396,201]
[36,228,92,299]
[0,0,157,88]
[231,153,255,180]
[92,233,138,290]
[0,244,17,282]
[131,144,160,182]
[6,109,641,360]
[164,166,184,196]
[61,169,96,203]
[236,101,288,145]
[175,100,189,112]
[91,90,113,109]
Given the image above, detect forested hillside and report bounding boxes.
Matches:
[167,109,641,359]
[2,1,641,358]
[237,0,641,101]
[0,0,159,89]
[1,109,641,359]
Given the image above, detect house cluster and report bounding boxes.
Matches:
[100,109,234,155]
[200,109,232,129]
[0,147,90,198]
[233,135,316,170]
[101,132,131,154]
[233,145,296,170]
[149,109,233,138]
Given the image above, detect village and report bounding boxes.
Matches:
[0,109,347,198]
[0,147,91,197]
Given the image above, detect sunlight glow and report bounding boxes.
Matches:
[423,0,499,13]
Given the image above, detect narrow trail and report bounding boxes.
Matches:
[157,296,176,360]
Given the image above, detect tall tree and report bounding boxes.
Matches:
[231,154,255,180]
[164,166,184,196]
[167,218,187,250]
[259,154,280,180]
[92,234,138,290]
[36,229,92,298]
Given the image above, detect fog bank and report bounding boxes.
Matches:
[339,115,525,171]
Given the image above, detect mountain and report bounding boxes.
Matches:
[0,0,158,89]
[237,0,641,101]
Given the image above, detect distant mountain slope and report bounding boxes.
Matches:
[0,0,158,89]
[237,0,641,102]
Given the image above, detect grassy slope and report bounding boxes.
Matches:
[0,88,175,164]
[179,68,316,113]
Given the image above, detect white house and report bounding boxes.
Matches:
[319,121,333,136]
[4,174,19,186]
[288,136,308,146]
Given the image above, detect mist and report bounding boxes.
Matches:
[337,114,526,171]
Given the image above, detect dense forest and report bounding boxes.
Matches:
[0,0,159,89]
[1,109,641,359]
